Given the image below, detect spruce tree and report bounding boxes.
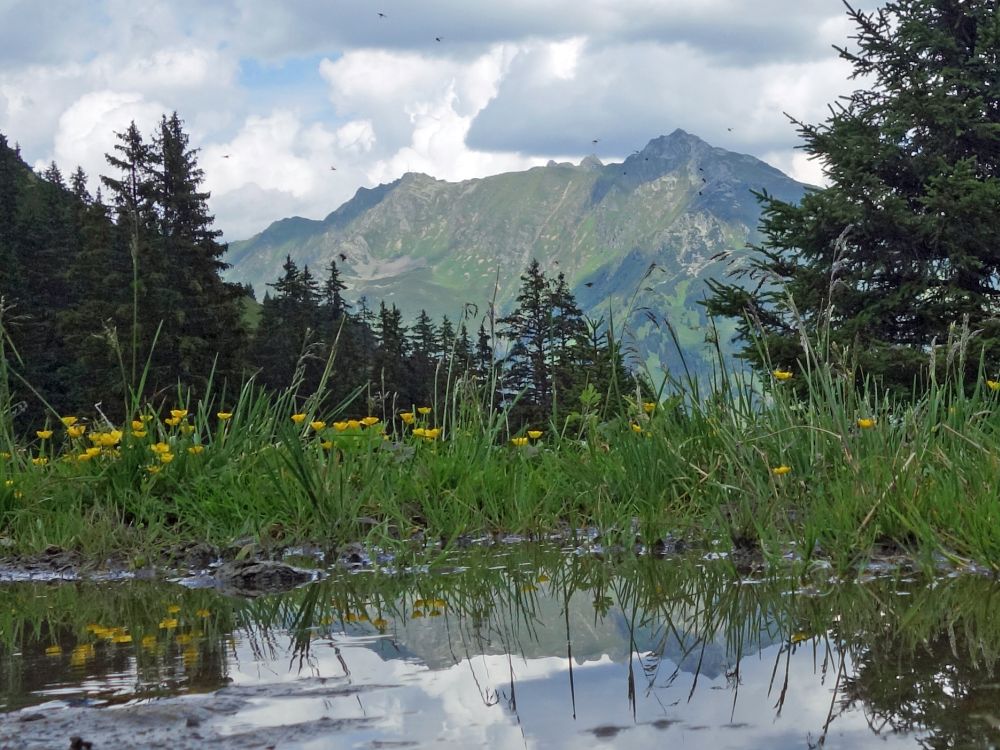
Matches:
[705,0,1000,391]
[498,259,553,424]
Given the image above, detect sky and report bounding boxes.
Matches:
[0,0,882,241]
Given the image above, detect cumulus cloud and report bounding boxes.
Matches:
[0,0,888,239]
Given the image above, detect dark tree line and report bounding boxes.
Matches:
[0,116,631,427]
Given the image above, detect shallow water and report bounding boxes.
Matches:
[2,548,1000,748]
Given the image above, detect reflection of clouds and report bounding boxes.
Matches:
[217,619,905,749]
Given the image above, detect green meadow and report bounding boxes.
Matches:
[3,317,1000,577]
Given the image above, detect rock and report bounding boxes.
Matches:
[215,560,313,595]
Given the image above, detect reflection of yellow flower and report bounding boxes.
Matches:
[217,412,233,421]
[291,413,306,424]
[412,610,424,619]
[511,436,528,446]
[527,430,542,439]
[60,416,78,427]
[45,644,62,656]
[417,407,431,415]
[141,635,157,649]
[773,369,793,381]
[112,634,133,644]
[36,429,53,440]
[856,418,876,429]
[372,617,389,630]
[771,465,792,476]
[159,618,178,630]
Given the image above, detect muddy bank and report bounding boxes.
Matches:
[1,680,390,750]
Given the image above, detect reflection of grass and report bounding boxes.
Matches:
[4,550,1000,742]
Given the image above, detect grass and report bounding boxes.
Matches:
[4,302,1000,576]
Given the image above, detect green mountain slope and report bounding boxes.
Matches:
[226,130,809,377]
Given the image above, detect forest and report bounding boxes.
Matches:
[0,117,630,430]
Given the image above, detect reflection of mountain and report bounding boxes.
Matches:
[370,587,781,680]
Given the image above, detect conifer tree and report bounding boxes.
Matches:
[498,259,552,422]
[705,0,1000,391]
[371,302,410,410]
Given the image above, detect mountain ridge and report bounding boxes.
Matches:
[225,130,810,375]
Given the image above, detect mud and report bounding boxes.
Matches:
[1,680,388,749]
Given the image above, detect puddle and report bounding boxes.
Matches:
[2,547,1000,748]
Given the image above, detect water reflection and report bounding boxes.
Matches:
[1,550,1000,748]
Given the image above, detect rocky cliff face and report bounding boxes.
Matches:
[226,130,808,377]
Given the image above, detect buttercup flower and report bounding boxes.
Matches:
[643,402,656,413]
[772,465,792,476]
[217,412,233,420]
[400,412,415,424]
[310,420,326,431]
[527,430,543,439]
[361,416,380,426]
[170,409,188,419]
[511,436,529,446]
[417,407,431,415]
[857,418,876,429]
[291,413,306,424]
[773,369,793,381]
[60,416,78,427]
[67,425,86,439]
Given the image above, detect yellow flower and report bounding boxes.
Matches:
[217,412,233,420]
[511,436,529,447]
[166,604,181,613]
[159,452,175,464]
[112,634,133,644]
[432,599,446,608]
[372,617,389,630]
[3,479,12,487]
[643,401,656,413]
[413,427,427,437]
[67,425,86,439]
[98,430,122,447]
[310,420,326,431]
[361,416,380,426]
[0,451,10,460]
[163,417,181,427]
[333,421,349,431]
[36,429,53,440]
[187,445,204,455]
[146,465,161,475]
[771,465,792,476]
[159,618,178,630]
[346,419,361,429]
[411,610,424,619]
[291,413,306,424]
[141,635,157,649]
[399,412,415,424]
[196,608,211,618]
[773,369,793,381]
[31,456,48,466]
[60,416,78,427]
[987,380,1000,392]
[150,442,171,454]
[320,440,334,450]
[417,407,431,415]
[131,420,145,431]
[630,423,643,433]
[527,430,543,439]
[132,430,147,438]
[140,414,154,423]
[170,409,188,419]
[423,428,441,440]
[45,644,62,656]
[179,424,195,435]
[856,418,876,429]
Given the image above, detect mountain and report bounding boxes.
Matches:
[225,130,809,378]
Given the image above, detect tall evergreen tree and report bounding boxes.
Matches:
[706,0,1000,391]
[498,259,553,423]
[371,302,410,410]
